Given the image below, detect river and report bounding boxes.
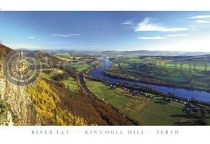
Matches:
[89,57,210,103]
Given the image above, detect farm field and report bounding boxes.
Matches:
[85,78,210,125]
[54,53,90,72]
[85,78,195,125]
[109,55,210,91]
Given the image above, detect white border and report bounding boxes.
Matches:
[0,0,210,11]
[0,126,210,144]
[0,0,210,144]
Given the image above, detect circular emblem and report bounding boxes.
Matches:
[3,49,40,86]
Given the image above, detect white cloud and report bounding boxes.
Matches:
[52,34,81,37]
[166,34,189,37]
[138,36,167,40]
[194,20,210,24]
[145,36,210,52]
[122,20,134,25]
[8,43,42,49]
[135,18,188,32]
[188,15,210,19]
[29,36,35,39]
[92,46,101,48]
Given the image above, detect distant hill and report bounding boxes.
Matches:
[35,51,63,64]
[41,49,210,56]
[41,49,76,55]
[109,50,210,56]
[0,44,12,59]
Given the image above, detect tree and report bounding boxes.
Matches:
[200,108,208,118]
[168,92,175,97]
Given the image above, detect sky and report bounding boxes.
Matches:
[0,11,210,52]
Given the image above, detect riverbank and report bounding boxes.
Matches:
[103,69,210,93]
[89,57,210,104]
[88,74,210,107]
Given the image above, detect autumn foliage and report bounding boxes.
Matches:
[0,44,12,59]
[27,79,88,125]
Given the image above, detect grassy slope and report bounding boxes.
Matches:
[40,68,80,93]
[30,72,134,125]
[0,44,12,59]
[62,77,80,93]
[27,78,88,125]
[54,53,89,72]
[45,79,134,125]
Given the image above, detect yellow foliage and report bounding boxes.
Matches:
[27,78,88,125]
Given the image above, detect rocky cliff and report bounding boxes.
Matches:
[0,44,41,125]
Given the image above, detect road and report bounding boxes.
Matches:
[78,70,138,125]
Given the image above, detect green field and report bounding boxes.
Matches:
[156,76,188,83]
[62,77,80,93]
[85,78,185,125]
[72,63,89,72]
[54,53,71,61]
[40,68,63,80]
[40,68,80,93]
[119,63,133,69]
[54,53,90,72]
[110,55,210,91]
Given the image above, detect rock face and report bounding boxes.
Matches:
[0,44,41,125]
[3,80,41,125]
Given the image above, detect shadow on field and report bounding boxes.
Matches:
[153,100,169,105]
[170,114,201,119]
[175,119,207,125]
